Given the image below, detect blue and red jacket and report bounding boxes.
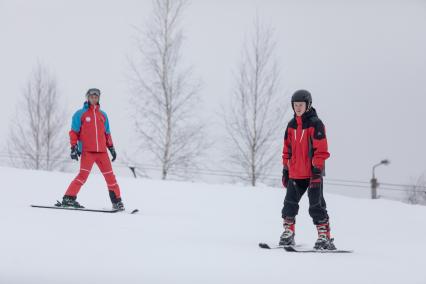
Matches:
[69,102,113,153]
[282,108,330,179]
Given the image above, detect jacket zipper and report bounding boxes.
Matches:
[93,105,99,152]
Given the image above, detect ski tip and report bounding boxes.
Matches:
[130,209,139,214]
[259,243,271,249]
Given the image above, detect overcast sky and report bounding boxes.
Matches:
[1,0,425,189]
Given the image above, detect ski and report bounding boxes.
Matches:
[31,204,120,213]
[258,242,353,253]
[31,204,140,214]
[103,207,140,214]
[258,243,302,250]
[283,245,353,253]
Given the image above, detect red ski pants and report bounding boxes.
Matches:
[65,151,121,199]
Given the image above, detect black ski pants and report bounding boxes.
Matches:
[281,178,329,225]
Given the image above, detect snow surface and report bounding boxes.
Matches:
[0,166,425,284]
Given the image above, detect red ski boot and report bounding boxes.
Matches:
[279,217,295,246]
[314,222,336,250]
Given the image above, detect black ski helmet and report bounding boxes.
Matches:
[86,88,101,100]
[291,89,312,111]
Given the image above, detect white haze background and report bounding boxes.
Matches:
[0,0,425,190]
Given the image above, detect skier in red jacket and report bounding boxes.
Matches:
[280,90,335,250]
[58,88,124,210]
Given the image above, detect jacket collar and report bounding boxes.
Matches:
[83,101,100,111]
[294,107,318,123]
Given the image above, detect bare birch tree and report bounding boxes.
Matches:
[225,18,286,186]
[8,63,67,170]
[406,173,426,205]
[129,0,205,180]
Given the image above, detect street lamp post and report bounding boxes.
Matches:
[371,159,390,199]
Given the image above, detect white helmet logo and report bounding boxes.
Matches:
[86,117,91,122]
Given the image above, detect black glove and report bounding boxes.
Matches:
[108,146,117,162]
[70,145,80,161]
[282,167,289,188]
[309,167,323,189]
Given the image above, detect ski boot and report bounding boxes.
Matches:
[56,195,84,208]
[314,221,336,250]
[109,190,125,211]
[279,217,295,246]
[112,200,125,211]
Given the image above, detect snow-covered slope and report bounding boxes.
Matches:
[0,167,425,284]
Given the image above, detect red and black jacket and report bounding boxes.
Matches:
[282,108,330,179]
